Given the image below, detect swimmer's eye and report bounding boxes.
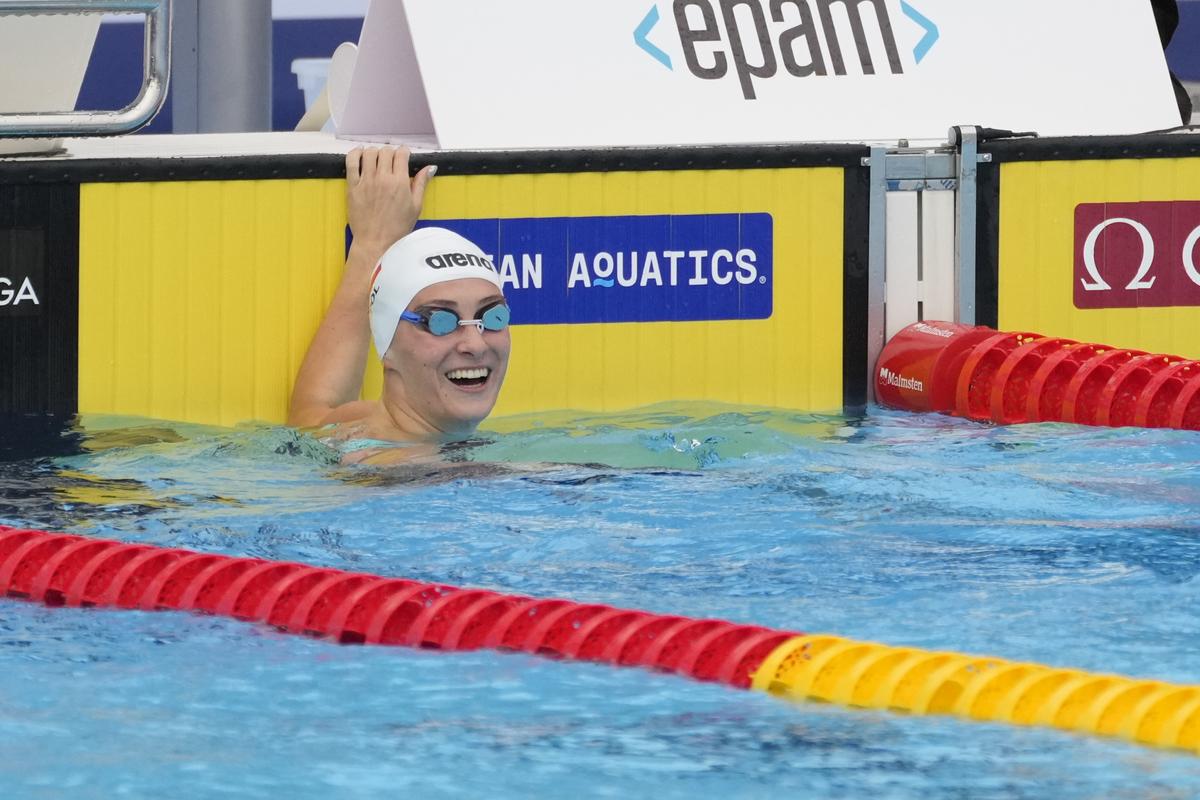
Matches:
[401,303,510,336]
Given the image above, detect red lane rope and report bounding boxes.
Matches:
[875,321,1200,430]
[0,525,799,689]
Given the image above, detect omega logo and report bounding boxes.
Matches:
[1074,201,1200,309]
[1080,217,1200,292]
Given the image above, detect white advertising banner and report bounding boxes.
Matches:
[341,0,1183,149]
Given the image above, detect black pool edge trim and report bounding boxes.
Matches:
[980,132,1200,163]
[0,144,872,184]
[976,162,1000,330]
[842,166,870,417]
[5,134,1200,183]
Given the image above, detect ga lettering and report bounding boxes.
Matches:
[0,276,40,306]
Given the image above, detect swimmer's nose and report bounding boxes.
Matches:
[455,322,489,355]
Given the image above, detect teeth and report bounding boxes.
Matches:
[446,367,490,381]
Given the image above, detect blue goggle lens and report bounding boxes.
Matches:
[425,309,460,336]
[417,304,511,336]
[481,303,510,331]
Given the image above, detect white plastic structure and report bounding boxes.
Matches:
[0,0,171,142]
[291,58,331,111]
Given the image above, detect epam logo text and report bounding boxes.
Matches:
[672,0,908,100]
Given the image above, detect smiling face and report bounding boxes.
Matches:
[379,277,511,436]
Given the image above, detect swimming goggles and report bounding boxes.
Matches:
[399,303,511,336]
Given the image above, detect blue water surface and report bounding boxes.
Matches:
[1,406,1198,799]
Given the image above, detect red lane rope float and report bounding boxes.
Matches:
[3,525,1199,754]
[875,321,1200,430]
[0,525,791,689]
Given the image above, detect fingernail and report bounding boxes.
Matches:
[428,165,438,177]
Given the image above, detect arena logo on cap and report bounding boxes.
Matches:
[634,0,939,100]
[1074,201,1200,309]
[416,213,773,324]
[424,252,497,271]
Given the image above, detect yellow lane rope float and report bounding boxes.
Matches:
[753,635,1200,751]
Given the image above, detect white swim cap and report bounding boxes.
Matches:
[368,227,504,357]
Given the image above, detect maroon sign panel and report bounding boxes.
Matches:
[1074,201,1200,309]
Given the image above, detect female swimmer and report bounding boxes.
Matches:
[288,146,511,453]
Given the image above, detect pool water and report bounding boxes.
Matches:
[1,405,1198,799]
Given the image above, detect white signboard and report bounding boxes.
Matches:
[340,0,1183,149]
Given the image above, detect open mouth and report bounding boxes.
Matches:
[445,367,491,389]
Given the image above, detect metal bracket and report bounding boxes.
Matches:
[0,0,172,137]
[952,125,981,325]
[859,151,990,189]
[889,178,957,192]
[862,133,995,397]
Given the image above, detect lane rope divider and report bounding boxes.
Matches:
[1,525,1197,754]
[875,321,1200,430]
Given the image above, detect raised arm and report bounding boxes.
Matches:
[288,147,436,427]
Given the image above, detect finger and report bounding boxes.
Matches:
[360,147,380,180]
[345,148,363,185]
[393,146,412,180]
[410,164,437,211]
[379,145,397,177]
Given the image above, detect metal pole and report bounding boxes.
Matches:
[174,0,271,133]
[171,0,198,133]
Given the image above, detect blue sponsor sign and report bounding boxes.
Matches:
[415,213,773,325]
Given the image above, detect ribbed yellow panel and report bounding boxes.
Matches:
[752,635,1200,754]
[998,158,1200,358]
[79,180,347,426]
[80,168,844,425]
[422,169,845,417]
